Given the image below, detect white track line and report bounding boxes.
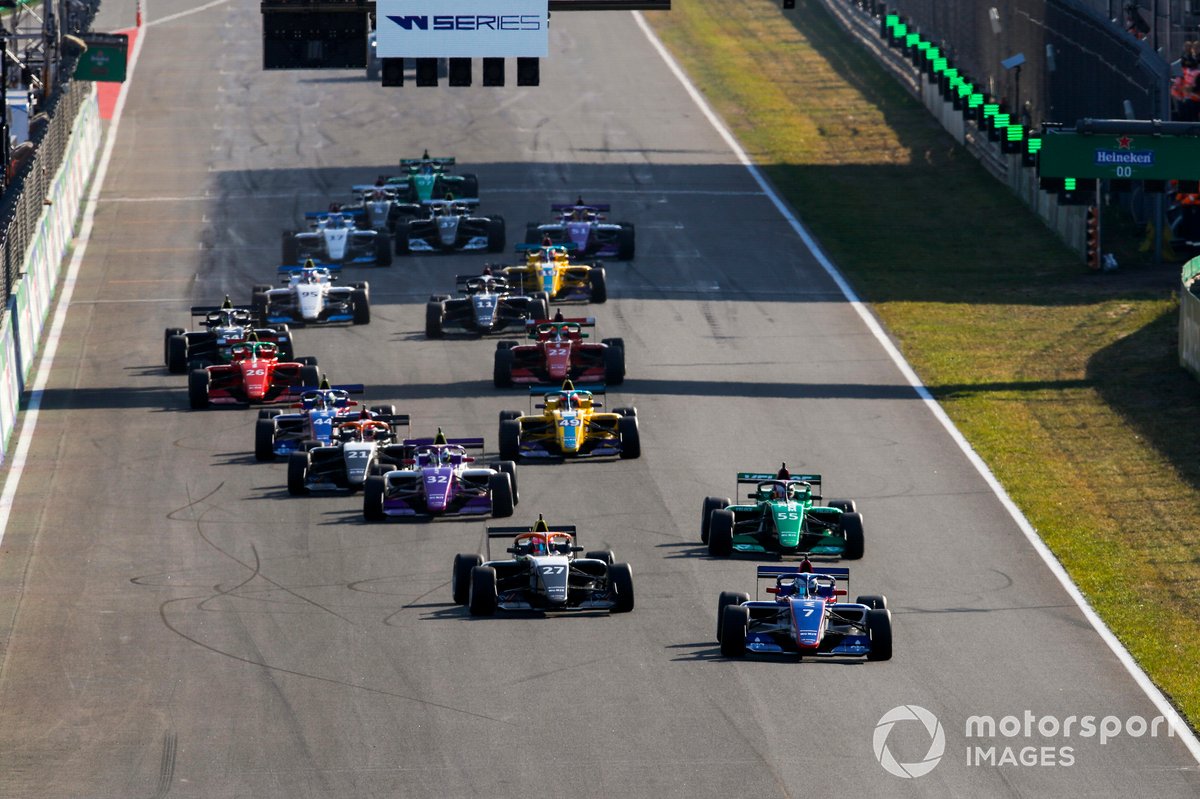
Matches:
[0,23,148,542]
[146,0,230,28]
[630,11,1200,759]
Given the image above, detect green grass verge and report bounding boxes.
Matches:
[646,0,1200,722]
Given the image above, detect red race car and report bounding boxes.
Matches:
[188,341,320,409]
[493,316,625,388]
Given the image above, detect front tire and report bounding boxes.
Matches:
[493,347,515,388]
[866,608,893,661]
[841,511,865,560]
[352,289,371,324]
[603,344,625,385]
[425,301,444,338]
[492,460,518,503]
[287,451,310,495]
[255,418,276,461]
[452,554,482,605]
[468,566,498,616]
[488,473,515,518]
[720,605,749,657]
[363,475,386,521]
[589,266,608,303]
[708,509,734,556]
[188,369,210,409]
[499,419,521,461]
[166,335,188,374]
[716,591,750,642]
[609,563,634,613]
[617,414,640,459]
[701,496,731,544]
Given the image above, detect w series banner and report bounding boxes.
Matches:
[375,0,549,58]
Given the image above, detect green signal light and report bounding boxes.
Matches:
[916,41,930,52]
[994,113,1010,128]
[894,23,907,37]
[983,103,999,118]
[1027,137,1043,154]
[1065,177,1076,191]
[927,47,940,60]
[905,33,919,47]
[1006,125,1023,141]
[933,57,947,73]
[944,68,959,80]
[885,13,899,29]
[957,82,973,97]
[968,94,984,109]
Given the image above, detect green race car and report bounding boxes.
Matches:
[700,464,864,559]
[384,153,479,204]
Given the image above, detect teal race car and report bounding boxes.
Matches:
[383,153,479,204]
[700,464,864,559]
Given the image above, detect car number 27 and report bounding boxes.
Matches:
[540,565,565,575]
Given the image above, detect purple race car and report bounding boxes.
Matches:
[362,431,518,521]
[523,198,635,260]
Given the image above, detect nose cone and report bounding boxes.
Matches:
[242,360,269,400]
[423,467,455,511]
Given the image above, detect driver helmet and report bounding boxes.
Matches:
[772,483,787,500]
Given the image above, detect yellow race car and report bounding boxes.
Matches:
[498,380,638,460]
[499,244,607,304]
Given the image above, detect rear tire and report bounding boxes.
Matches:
[841,512,865,560]
[255,418,276,461]
[488,473,515,518]
[720,605,749,657]
[708,509,734,556]
[609,563,634,613]
[616,223,635,260]
[586,549,615,566]
[499,419,521,461]
[287,451,310,495]
[363,475,386,521]
[829,499,857,513]
[375,233,393,266]
[717,591,750,642]
[393,221,411,254]
[498,409,522,423]
[617,415,640,459]
[701,496,731,544]
[468,566,498,616]
[452,554,482,605]
[486,218,505,252]
[492,460,518,503]
[299,365,321,389]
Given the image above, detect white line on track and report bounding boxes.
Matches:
[145,0,231,27]
[0,22,148,542]
[97,187,766,203]
[629,10,1200,760]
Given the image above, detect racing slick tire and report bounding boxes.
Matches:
[299,365,321,389]
[300,439,322,452]
[277,331,296,361]
[281,231,299,265]
[452,554,483,605]
[296,356,319,366]
[461,174,479,199]
[586,549,615,566]
[393,221,411,254]
[351,289,371,325]
[498,418,521,461]
[369,461,394,477]
[493,347,515,388]
[601,337,625,351]
[720,605,749,657]
[532,291,551,310]
[614,406,637,417]
[856,594,888,610]
[617,415,640,459]
[524,223,541,245]
[490,460,519,503]
[255,419,277,461]
[369,404,397,417]
[608,562,635,613]
[362,476,386,521]
[716,591,751,642]
[589,267,608,304]
[496,339,519,351]
[252,283,273,294]
[163,327,185,364]
[287,451,310,495]
[865,608,893,661]
[498,409,522,423]
[166,335,189,374]
[251,292,269,318]
[488,473,515,518]
[187,369,210,409]
[701,496,731,544]
[425,301,444,338]
[828,499,857,513]
[840,511,865,560]
[258,409,283,420]
[374,233,393,266]
[616,223,635,260]
[603,345,625,385]
[468,566,498,616]
[708,509,735,557]
[532,298,550,322]
[486,218,505,253]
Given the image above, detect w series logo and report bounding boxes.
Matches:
[387,15,543,31]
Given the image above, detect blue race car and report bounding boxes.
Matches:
[255,383,403,461]
[717,563,892,661]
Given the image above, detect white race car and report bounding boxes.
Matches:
[253,263,370,326]
[282,210,392,268]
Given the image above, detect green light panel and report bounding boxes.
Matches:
[905,33,919,47]
[1065,178,1076,191]
[885,13,899,29]
[1026,137,1043,154]
[1006,125,1023,142]
[994,113,1010,128]
[968,94,984,109]
[983,103,999,118]
[932,57,947,73]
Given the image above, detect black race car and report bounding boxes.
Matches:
[425,274,549,338]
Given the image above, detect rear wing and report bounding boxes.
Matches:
[530,383,605,411]
[292,384,365,397]
[525,317,594,336]
[551,202,610,213]
[485,524,581,558]
[304,209,365,220]
[278,265,336,279]
[190,304,255,316]
[756,565,849,598]
[401,156,455,168]
[515,242,578,253]
[737,471,822,498]
[402,436,483,449]
[423,198,479,208]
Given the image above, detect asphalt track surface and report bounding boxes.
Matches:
[0,2,1198,797]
